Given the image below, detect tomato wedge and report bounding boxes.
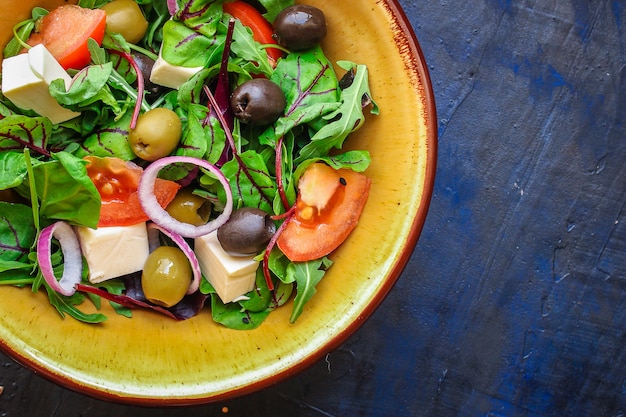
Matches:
[84,156,180,227]
[223,1,283,66]
[277,163,371,262]
[28,5,106,70]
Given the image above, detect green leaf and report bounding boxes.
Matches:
[50,63,121,114]
[256,0,294,22]
[44,283,108,324]
[290,259,328,323]
[0,202,36,263]
[174,0,224,38]
[0,115,52,156]
[30,152,101,228]
[0,151,36,189]
[77,110,136,160]
[297,63,378,161]
[161,20,224,67]
[219,150,276,212]
[229,19,273,77]
[265,46,341,144]
[210,294,270,330]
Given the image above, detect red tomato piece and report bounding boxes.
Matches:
[28,5,106,70]
[223,1,284,66]
[84,156,180,227]
[277,163,371,262]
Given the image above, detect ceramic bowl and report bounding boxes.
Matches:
[0,0,436,405]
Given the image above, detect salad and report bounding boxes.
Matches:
[0,0,378,330]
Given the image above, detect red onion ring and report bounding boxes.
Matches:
[147,223,202,295]
[166,0,178,15]
[138,156,233,238]
[37,222,83,297]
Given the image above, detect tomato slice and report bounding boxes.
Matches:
[223,1,283,66]
[277,163,371,262]
[85,156,180,227]
[28,5,106,70]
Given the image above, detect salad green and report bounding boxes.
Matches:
[0,0,378,329]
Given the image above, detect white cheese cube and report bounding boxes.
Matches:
[76,223,150,284]
[1,44,80,124]
[149,48,203,90]
[194,231,259,304]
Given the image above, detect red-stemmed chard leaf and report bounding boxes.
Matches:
[0,115,52,157]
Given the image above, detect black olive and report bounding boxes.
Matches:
[217,208,276,255]
[230,79,286,126]
[132,53,165,99]
[272,5,327,51]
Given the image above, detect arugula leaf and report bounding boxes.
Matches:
[43,282,108,324]
[297,62,379,161]
[229,19,273,77]
[289,258,332,323]
[263,46,341,145]
[256,0,294,22]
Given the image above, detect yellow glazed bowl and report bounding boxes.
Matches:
[0,0,436,405]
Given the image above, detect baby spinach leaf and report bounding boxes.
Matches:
[0,151,35,189]
[292,150,372,182]
[50,63,120,114]
[29,152,101,228]
[210,294,271,330]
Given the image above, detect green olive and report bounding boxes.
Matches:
[101,0,149,44]
[166,188,212,226]
[141,246,191,308]
[129,108,182,161]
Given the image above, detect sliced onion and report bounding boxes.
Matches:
[138,156,233,238]
[166,0,178,15]
[37,222,83,297]
[147,223,202,295]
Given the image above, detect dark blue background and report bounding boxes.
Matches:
[1,0,625,415]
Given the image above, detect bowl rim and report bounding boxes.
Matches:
[0,0,437,405]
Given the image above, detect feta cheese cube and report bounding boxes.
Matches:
[149,49,203,90]
[194,231,259,304]
[1,44,80,124]
[76,223,150,283]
